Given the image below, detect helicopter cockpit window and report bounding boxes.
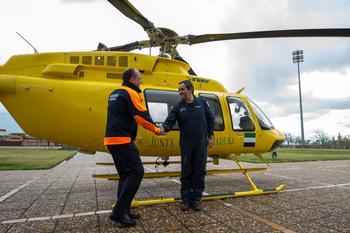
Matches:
[144,89,181,129]
[198,93,224,131]
[247,98,274,130]
[227,96,255,131]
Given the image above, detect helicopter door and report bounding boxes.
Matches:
[143,89,181,156]
[198,93,230,153]
[226,96,259,151]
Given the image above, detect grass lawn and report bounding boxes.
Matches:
[239,148,350,163]
[0,148,77,170]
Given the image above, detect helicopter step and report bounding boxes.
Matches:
[92,167,267,180]
[96,159,213,167]
[113,184,285,208]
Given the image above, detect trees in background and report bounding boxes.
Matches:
[283,130,350,149]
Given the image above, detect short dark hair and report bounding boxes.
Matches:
[122,68,138,83]
[179,80,194,94]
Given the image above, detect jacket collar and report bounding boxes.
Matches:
[122,81,142,93]
[180,95,196,105]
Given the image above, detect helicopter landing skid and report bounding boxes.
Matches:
[94,155,286,207]
[111,184,285,208]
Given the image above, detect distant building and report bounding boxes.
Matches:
[0,132,58,147]
[0,129,8,137]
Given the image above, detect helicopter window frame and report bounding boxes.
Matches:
[226,96,255,132]
[144,89,181,130]
[198,93,225,131]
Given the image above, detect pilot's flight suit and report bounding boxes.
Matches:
[162,97,214,204]
[104,81,160,220]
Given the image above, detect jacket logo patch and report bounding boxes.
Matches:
[109,93,119,101]
[180,107,186,112]
[195,105,201,108]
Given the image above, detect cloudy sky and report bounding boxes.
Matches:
[1,0,350,139]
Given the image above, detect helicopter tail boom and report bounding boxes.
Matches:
[0,74,16,96]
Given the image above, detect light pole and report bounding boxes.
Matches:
[292,50,305,145]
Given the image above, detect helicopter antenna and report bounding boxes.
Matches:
[16,32,39,54]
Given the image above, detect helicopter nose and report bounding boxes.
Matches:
[0,74,16,95]
[269,139,285,151]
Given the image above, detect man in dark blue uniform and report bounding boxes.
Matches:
[162,80,215,211]
[104,68,162,227]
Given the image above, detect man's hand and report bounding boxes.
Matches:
[208,136,214,148]
[159,126,166,135]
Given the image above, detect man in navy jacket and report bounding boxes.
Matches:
[162,80,215,211]
[105,68,162,227]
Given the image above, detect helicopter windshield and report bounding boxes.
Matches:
[247,98,274,130]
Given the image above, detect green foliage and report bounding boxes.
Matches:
[284,131,350,149]
[239,148,350,163]
[0,148,77,170]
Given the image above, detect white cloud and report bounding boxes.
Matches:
[272,109,350,138]
[298,69,350,99]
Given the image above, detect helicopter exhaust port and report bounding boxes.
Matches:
[0,74,16,95]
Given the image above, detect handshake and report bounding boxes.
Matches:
[156,123,167,135]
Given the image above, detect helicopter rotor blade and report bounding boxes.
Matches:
[102,28,350,55]
[183,28,350,45]
[108,40,152,51]
[107,0,155,31]
[97,42,110,51]
[109,41,141,51]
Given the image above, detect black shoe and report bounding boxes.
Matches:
[192,202,202,211]
[181,202,191,211]
[129,210,140,219]
[109,214,136,227]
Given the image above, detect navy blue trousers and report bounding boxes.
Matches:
[180,139,207,203]
[108,143,144,217]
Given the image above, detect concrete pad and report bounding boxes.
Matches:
[55,215,98,231]
[0,153,349,232]
[140,215,183,232]
[6,219,56,233]
[99,214,145,232]
[314,213,350,233]
[0,209,26,222]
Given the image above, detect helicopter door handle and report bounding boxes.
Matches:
[21,84,54,92]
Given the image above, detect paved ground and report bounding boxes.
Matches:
[0,152,349,233]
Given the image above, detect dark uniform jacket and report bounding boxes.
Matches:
[162,96,215,143]
[104,82,160,145]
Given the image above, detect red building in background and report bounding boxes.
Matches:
[0,129,58,147]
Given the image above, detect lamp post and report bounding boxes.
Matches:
[292,50,305,145]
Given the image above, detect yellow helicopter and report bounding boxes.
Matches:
[1,0,350,206]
